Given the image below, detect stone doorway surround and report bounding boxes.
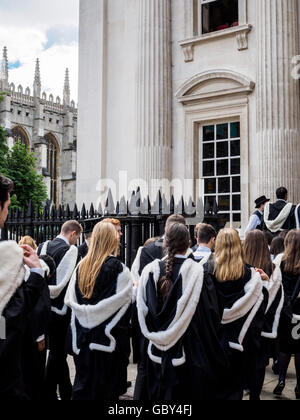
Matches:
[175,69,255,233]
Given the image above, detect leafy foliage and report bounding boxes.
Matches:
[0,125,48,209]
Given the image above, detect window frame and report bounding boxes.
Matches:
[197,0,247,36]
[200,120,241,228]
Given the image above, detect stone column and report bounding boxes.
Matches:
[256,0,300,203]
[136,0,172,199]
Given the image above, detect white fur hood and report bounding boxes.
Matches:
[0,241,25,316]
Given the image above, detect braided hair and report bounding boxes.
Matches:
[159,223,191,302]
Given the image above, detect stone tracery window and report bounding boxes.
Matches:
[12,126,30,148]
[44,133,59,205]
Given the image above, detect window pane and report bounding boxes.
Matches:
[218,196,230,212]
[230,140,240,157]
[232,195,241,211]
[205,196,217,211]
[203,125,214,142]
[231,159,240,175]
[202,0,239,35]
[217,124,228,140]
[217,159,228,176]
[203,161,215,177]
[217,141,228,158]
[233,214,241,223]
[219,214,230,228]
[205,179,216,194]
[218,178,230,194]
[232,177,241,193]
[203,143,214,159]
[230,122,240,138]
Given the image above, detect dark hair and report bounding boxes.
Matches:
[276,187,288,200]
[61,220,83,235]
[165,214,186,230]
[244,230,274,277]
[270,237,285,259]
[263,230,274,246]
[278,230,289,240]
[197,223,217,244]
[0,174,13,209]
[159,223,190,301]
[283,230,300,275]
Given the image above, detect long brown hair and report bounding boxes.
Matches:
[282,230,300,276]
[214,229,245,282]
[159,223,190,301]
[78,221,119,299]
[244,230,273,278]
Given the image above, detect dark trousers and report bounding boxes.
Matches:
[22,334,47,400]
[45,311,72,401]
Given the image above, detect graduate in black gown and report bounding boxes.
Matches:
[65,221,132,400]
[21,254,55,400]
[132,214,189,398]
[37,220,82,400]
[0,174,46,400]
[244,230,284,400]
[273,230,300,399]
[135,223,228,401]
[209,229,269,400]
[264,187,295,235]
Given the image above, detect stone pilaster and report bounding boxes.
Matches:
[136,0,172,199]
[256,0,300,202]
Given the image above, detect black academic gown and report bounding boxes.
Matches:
[278,262,300,354]
[22,275,51,400]
[78,242,89,260]
[135,256,228,401]
[211,267,269,400]
[267,200,296,234]
[0,272,45,400]
[138,238,164,276]
[37,238,80,401]
[132,238,165,364]
[71,257,131,401]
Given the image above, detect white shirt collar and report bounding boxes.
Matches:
[57,234,70,246]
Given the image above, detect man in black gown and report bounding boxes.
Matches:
[0,174,46,400]
[264,187,295,235]
[38,220,82,400]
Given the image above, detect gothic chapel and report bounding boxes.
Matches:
[0,47,77,206]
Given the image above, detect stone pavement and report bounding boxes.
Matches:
[68,357,298,401]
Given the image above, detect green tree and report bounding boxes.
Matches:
[0,125,9,174]
[5,141,48,209]
[0,94,47,208]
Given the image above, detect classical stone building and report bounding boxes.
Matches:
[77,0,300,232]
[0,47,77,207]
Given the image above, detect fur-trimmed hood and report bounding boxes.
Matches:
[65,261,133,354]
[221,268,265,352]
[39,240,78,300]
[0,241,25,316]
[264,202,293,233]
[137,257,204,365]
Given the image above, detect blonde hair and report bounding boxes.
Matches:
[78,221,119,299]
[214,229,245,282]
[18,236,37,250]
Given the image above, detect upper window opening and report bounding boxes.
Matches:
[201,0,239,35]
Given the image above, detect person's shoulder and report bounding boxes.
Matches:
[103,256,124,273]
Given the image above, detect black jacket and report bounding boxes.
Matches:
[0,272,45,400]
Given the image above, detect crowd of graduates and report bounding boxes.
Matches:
[0,174,300,401]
